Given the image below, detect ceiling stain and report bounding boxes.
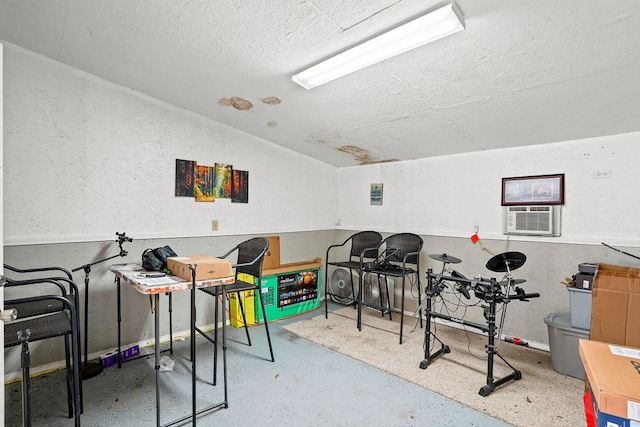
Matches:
[339,145,374,164]
[338,145,398,165]
[261,96,281,105]
[218,96,253,111]
[373,158,400,164]
[267,121,278,127]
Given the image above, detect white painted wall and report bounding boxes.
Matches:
[1,40,6,425]
[336,133,640,245]
[335,134,640,347]
[3,44,337,246]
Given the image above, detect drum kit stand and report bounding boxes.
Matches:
[420,251,540,396]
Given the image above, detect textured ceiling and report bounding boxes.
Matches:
[1,0,639,167]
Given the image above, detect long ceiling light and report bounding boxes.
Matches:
[292,3,465,90]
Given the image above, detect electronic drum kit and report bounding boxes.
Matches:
[428,251,530,302]
[428,253,470,299]
[422,250,540,396]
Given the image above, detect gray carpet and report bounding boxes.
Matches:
[283,306,585,427]
[5,305,513,426]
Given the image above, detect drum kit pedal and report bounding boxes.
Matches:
[421,250,540,397]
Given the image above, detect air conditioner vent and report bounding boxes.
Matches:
[503,205,561,236]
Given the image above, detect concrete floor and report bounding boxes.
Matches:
[5,305,511,426]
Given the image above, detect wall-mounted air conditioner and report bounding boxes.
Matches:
[503,205,561,236]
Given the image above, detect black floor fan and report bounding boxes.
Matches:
[72,232,132,379]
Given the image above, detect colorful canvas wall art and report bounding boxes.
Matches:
[175,158,251,205]
[194,165,216,202]
[175,159,195,197]
[232,170,249,203]
[214,163,232,198]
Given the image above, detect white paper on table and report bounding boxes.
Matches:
[129,274,181,286]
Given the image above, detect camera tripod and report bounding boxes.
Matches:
[72,232,132,379]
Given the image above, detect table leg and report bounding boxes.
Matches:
[117,277,122,368]
[190,286,196,425]
[169,293,174,355]
[222,285,228,407]
[357,274,363,331]
[154,293,160,427]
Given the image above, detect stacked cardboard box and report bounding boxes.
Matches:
[166,255,232,281]
[579,339,640,426]
[262,236,281,271]
[590,263,640,348]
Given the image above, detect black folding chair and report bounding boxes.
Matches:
[359,233,424,344]
[324,231,382,316]
[195,237,274,385]
[4,278,82,426]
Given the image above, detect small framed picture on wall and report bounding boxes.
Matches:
[370,183,383,205]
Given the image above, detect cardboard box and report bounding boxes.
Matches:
[167,255,232,281]
[100,345,140,368]
[262,236,281,271]
[262,258,322,277]
[579,339,640,424]
[590,263,640,348]
[256,258,322,324]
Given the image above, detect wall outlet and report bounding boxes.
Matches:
[211,220,219,231]
[593,169,612,179]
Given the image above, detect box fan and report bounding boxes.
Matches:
[328,268,395,310]
[327,267,359,305]
[362,272,395,312]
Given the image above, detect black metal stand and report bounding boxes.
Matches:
[72,232,132,380]
[18,329,32,427]
[601,242,640,260]
[420,269,539,396]
[159,264,228,427]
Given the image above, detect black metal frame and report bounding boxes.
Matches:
[112,264,232,426]
[420,269,539,396]
[196,237,274,386]
[324,231,383,316]
[72,231,132,378]
[357,233,423,345]
[159,264,229,427]
[4,292,82,425]
[4,271,84,421]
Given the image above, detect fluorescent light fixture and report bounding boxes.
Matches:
[292,3,465,90]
